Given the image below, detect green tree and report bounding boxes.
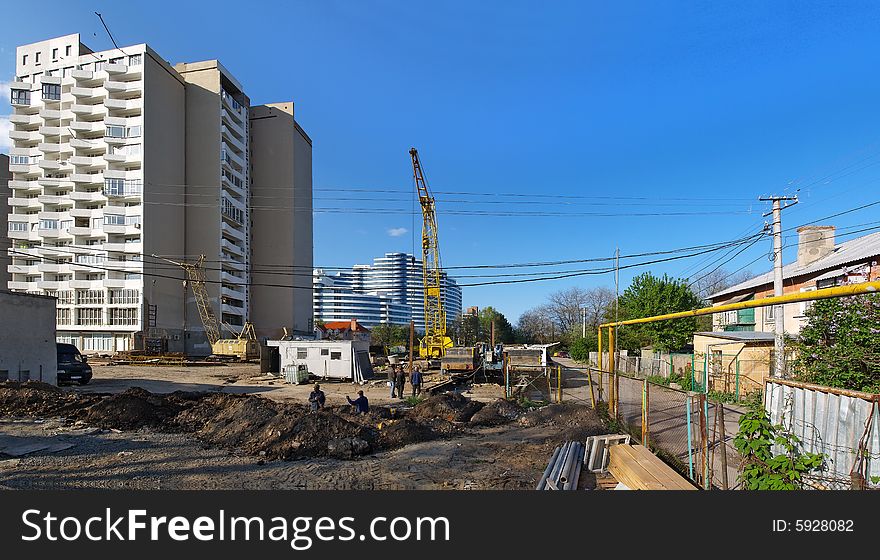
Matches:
[370,324,410,349]
[791,294,880,392]
[479,307,515,343]
[614,272,703,352]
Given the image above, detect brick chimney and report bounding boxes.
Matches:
[797,226,835,268]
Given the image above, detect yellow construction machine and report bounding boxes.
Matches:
[410,148,453,358]
[154,254,259,361]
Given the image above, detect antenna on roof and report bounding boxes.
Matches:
[95,12,125,53]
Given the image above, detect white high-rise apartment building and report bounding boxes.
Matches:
[313,252,463,332]
[5,34,313,354]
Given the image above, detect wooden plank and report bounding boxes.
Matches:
[627,445,695,490]
[608,444,696,490]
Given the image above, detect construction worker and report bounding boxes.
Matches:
[387,364,397,398]
[410,364,423,397]
[308,383,326,412]
[395,366,407,399]
[347,390,369,414]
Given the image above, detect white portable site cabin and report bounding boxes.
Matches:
[268,339,374,383]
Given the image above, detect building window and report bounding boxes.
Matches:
[62,66,73,78]
[8,222,28,232]
[57,308,72,325]
[39,219,59,230]
[109,289,139,305]
[76,289,105,305]
[22,54,27,65]
[94,60,105,71]
[77,308,104,326]
[76,254,107,265]
[330,351,342,360]
[763,305,775,323]
[297,348,308,359]
[11,155,31,165]
[11,89,30,105]
[109,57,124,65]
[109,308,138,325]
[65,45,71,56]
[128,54,142,66]
[104,214,126,226]
[57,290,75,305]
[35,52,40,64]
[320,348,329,356]
[52,48,58,60]
[41,83,61,100]
[104,178,142,196]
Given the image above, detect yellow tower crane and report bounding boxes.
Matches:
[410,148,454,358]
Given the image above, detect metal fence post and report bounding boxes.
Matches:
[718,401,729,490]
[588,368,596,409]
[686,396,695,481]
[642,378,649,446]
[557,365,562,403]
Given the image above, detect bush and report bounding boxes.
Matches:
[791,294,880,392]
[734,408,825,490]
[569,337,590,362]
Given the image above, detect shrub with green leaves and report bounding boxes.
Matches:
[790,293,880,393]
[734,408,825,490]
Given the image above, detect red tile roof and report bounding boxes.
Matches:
[319,319,371,333]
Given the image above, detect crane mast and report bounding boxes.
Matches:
[410,148,452,358]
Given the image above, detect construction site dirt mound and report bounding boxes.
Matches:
[378,417,449,449]
[519,403,605,441]
[0,383,484,461]
[82,388,196,430]
[0,381,100,418]
[469,398,523,426]
[411,393,485,422]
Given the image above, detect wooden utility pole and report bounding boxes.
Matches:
[408,320,414,373]
[718,401,729,490]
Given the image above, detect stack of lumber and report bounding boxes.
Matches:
[608,444,696,490]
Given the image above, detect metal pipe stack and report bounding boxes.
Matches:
[536,440,584,490]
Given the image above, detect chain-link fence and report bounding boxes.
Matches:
[555,362,745,489]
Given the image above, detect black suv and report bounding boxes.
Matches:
[56,343,93,385]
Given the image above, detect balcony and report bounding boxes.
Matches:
[38,107,63,120]
[69,208,101,219]
[104,98,142,117]
[9,113,40,126]
[67,226,102,237]
[9,264,40,275]
[71,174,104,185]
[9,180,42,191]
[70,155,105,169]
[104,152,141,164]
[105,80,142,96]
[71,69,94,81]
[71,86,104,101]
[71,104,106,119]
[69,280,102,289]
[37,227,73,239]
[105,63,128,75]
[36,280,64,291]
[8,197,41,209]
[37,194,73,206]
[221,221,245,241]
[38,263,71,274]
[38,176,75,188]
[39,142,73,155]
[7,229,35,240]
[70,138,106,152]
[221,238,245,256]
[38,159,65,171]
[103,242,142,254]
[9,130,40,142]
[103,224,141,235]
[70,121,104,133]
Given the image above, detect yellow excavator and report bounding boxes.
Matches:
[154,254,259,361]
[410,148,453,358]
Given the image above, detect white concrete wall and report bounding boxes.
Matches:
[0,290,57,384]
[0,154,9,290]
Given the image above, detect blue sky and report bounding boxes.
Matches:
[4,1,880,321]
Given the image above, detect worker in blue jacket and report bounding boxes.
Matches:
[347,390,369,414]
[410,365,423,397]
